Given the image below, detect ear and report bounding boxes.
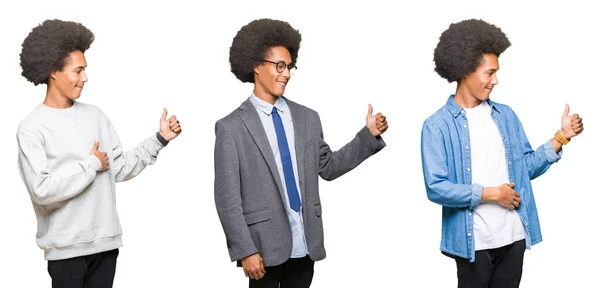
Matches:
[49,69,58,80]
[253,63,261,75]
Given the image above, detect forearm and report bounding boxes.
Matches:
[426,181,482,209]
[551,137,563,153]
[112,133,164,182]
[522,140,561,179]
[215,203,258,262]
[319,126,385,180]
[21,155,101,205]
[481,186,499,204]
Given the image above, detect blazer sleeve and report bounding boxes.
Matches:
[214,119,258,262]
[317,113,386,181]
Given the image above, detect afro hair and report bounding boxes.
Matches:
[20,19,94,86]
[229,18,301,83]
[434,19,510,83]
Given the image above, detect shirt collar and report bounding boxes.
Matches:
[249,92,289,115]
[445,94,500,117]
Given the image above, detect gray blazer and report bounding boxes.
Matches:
[214,97,385,267]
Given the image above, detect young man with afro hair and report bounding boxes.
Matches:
[421,19,584,287]
[17,19,182,287]
[214,18,388,288]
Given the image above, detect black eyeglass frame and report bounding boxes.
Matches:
[261,59,297,74]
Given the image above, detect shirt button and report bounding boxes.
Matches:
[466,167,471,172]
[463,124,467,128]
[466,146,469,150]
[468,213,472,216]
[467,233,471,237]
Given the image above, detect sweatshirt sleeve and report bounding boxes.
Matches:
[108,120,165,182]
[17,128,101,205]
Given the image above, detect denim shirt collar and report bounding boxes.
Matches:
[444,94,501,117]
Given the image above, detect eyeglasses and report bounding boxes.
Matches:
[261,60,297,75]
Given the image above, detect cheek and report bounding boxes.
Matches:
[268,74,278,87]
[71,75,80,85]
[479,78,489,88]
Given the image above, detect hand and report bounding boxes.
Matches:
[241,253,266,280]
[366,104,388,137]
[90,141,109,171]
[560,104,584,139]
[495,183,520,210]
[158,108,182,141]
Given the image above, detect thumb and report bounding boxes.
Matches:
[162,108,168,120]
[563,104,570,117]
[367,104,373,118]
[508,182,515,188]
[92,140,99,151]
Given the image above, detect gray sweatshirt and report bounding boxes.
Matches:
[17,101,165,260]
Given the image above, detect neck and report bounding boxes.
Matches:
[44,85,73,109]
[253,86,278,105]
[454,83,482,108]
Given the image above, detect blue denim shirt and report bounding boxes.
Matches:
[421,95,562,262]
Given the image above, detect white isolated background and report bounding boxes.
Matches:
[0,0,598,287]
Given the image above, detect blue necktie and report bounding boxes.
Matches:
[271,106,301,212]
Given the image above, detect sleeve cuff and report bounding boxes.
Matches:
[87,154,102,172]
[470,184,484,209]
[357,126,386,152]
[543,139,562,163]
[156,132,169,147]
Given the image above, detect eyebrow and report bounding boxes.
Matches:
[269,59,292,64]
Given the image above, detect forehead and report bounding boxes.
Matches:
[266,46,292,62]
[65,50,87,67]
[478,53,499,70]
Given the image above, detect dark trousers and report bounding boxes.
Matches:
[47,249,119,288]
[455,239,526,288]
[249,256,315,288]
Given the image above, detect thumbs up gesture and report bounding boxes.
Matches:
[366,104,388,137]
[159,108,182,141]
[560,104,584,139]
[90,140,109,171]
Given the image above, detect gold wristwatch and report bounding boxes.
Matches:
[554,130,570,145]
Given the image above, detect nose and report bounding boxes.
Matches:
[81,70,88,83]
[491,73,498,85]
[281,66,291,79]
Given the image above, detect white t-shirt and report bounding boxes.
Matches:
[465,101,525,251]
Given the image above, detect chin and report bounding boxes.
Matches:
[477,94,490,101]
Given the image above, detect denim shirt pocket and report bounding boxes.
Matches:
[507,138,523,165]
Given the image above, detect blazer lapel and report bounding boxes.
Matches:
[238,99,286,201]
[286,98,307,205]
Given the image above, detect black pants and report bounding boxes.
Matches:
[249,256,315,288]
[47,249,119,288]
[455,239,526,288]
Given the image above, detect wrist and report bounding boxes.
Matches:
[482,187,498,203]
[367,126,379,137]
[156,131,170,146]
[555,130,570,145]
